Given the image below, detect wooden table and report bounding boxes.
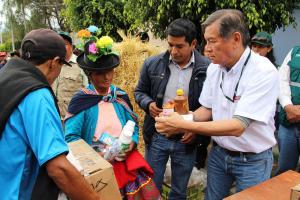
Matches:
[224,170,300,200]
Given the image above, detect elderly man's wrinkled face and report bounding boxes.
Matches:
[90,69,114,93]
[204,23,236,67]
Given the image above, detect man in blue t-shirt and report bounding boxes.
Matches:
[0,29,100,200]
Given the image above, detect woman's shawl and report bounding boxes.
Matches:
[65,84,137,122]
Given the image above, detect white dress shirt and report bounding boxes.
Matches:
[199,47,279,153]
[278,50,292,108]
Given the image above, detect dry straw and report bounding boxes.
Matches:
[113,31,164,153]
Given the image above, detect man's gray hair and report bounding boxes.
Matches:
[202,9,250,47]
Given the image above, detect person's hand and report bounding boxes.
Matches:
[115,142,136,161]
[124,141,137,154]
[181,132,196,144]
[149,102,163,118]
[285,104,300,123]
[155,112,184,135]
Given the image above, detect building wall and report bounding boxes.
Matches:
[272,9,300,66]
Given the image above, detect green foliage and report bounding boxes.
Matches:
[124,0,298,42]
[2,0,69,44]
[0,44,11,52]
[0,41,21,52]
[62,0,133,41]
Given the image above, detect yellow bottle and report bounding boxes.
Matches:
[174,89,189,115]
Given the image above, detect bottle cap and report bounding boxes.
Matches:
[176,89,184,96]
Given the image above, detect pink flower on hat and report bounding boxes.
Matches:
[88,43,97,54]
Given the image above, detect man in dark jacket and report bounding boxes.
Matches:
[134,18,210,199]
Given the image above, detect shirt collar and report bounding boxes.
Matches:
[220,47,251,74]
[169,51,195,69]
[69,54,77,64]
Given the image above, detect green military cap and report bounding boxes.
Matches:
[251,31,273,47]
[57,31,73,45]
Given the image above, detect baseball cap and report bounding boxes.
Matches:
[251,31,273,47]
[21,28,71,66]
[58,31,73,45]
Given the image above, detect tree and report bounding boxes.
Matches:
[124,0,298,45]
[62,0,132,41]
[2,0,69,42]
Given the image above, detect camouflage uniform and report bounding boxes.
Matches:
[52,54,88,119]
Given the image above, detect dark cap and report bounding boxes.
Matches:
[58,31,73,45]
[21,28,71,66]
[251,31,273,47]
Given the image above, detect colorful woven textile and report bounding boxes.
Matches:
[113,150,161,200]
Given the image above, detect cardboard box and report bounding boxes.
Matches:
[68,139,121,200]
[291,184,300,200]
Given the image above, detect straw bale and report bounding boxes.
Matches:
[113,31,164,153]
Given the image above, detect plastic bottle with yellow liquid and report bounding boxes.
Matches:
[174,89,189,115]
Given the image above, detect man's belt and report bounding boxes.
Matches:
[213,141,256,156]
[156,132,183,141]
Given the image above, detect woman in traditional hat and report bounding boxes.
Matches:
[251,31,277,66]
[64,27,160,199]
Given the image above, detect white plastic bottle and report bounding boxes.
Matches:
[104,120,135,161]
[114,120,135,161]
[118,120,135,151]
[124,120,135,133]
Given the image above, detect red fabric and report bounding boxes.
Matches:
[113,150,153,188]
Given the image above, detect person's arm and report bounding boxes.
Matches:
[155,112,245,137]
[134,59,156,114]
[46,154,100,200]
[178,106,213,144]
[192,106,212,122]
[65,111,85,142]
[278,50,292,108]
[278,49,300,122]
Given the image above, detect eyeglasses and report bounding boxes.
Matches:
[219,52,251,102]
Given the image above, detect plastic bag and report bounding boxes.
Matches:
[163,159,207,187]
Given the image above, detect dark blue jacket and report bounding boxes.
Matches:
[134,50,210,146]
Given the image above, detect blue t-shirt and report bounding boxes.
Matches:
[0,88,69,200]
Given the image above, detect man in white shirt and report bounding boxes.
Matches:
[276,46,300,175]
[155,9,279,200]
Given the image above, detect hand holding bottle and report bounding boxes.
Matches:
[115,141,137,161]
[149,102,163,118]
[115,120,135,161]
